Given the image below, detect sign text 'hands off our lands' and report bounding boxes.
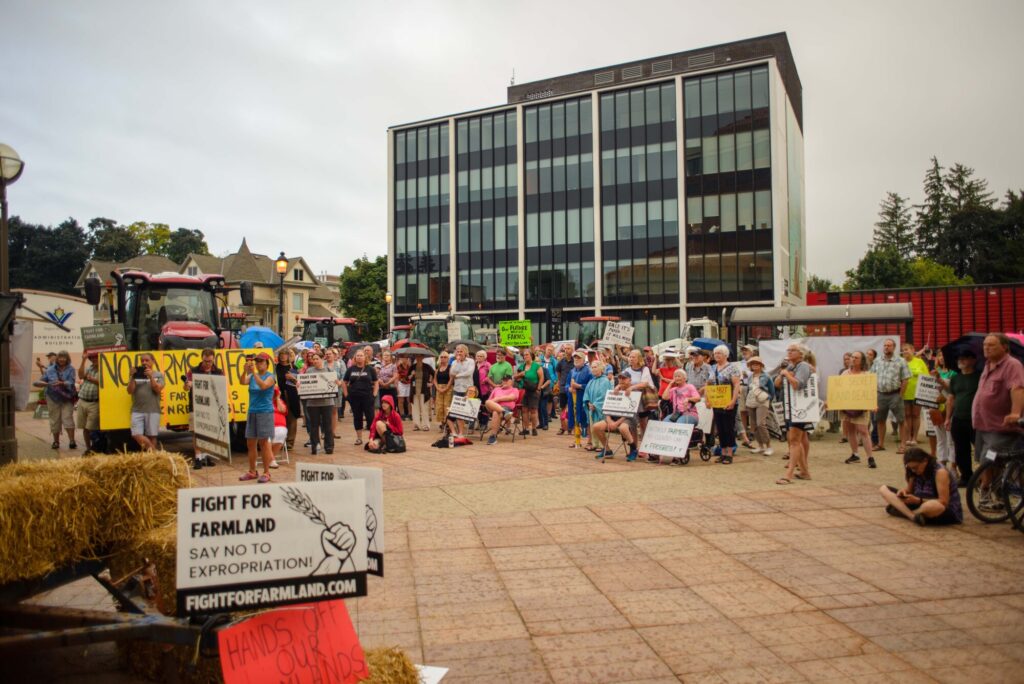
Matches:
[825,373,878,411]
[176,481,367,616]
[498,320,532,347]
[296,463,385,577]
[98,348,266,430]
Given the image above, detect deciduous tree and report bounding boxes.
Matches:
[337,255,387,338]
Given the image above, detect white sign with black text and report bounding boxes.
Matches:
[193,374,231,463]
[602,390,641,417]
[602,321,635,347]
[640,420,694,460]
[784,373,821,424]
[176,481,367,616]
[296,372,338,399]
[914,375,942,409]
[297,463,385,577]
[446,322,462,343]
[447,395,481,421]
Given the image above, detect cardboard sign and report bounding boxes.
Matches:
[551,339,576,353]
[447,395,481,421]
[297,464,385,577]
[914,375,942,409]
[98,348,268,431]
[218,600,368,684]
[81,323,127,354]
[640,420,694,459]
[767,402,785,440]
[297,371,338,399]
[784,373,821,424]
[826,373,878,411]
[602,390,641,417]
[176,481,367,616]
[705,384,733,409]
[446,321,462,343]
[193,374,231,462]
[499,320,532,347]
[602,321,634,347]
[922,405,936,437]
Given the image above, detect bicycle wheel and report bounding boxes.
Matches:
[999,458,1024,531]
[965,459,1010,524]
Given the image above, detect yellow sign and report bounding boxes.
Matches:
[826,373,878,411]
[705,384,732,409]
[98,349,272,430]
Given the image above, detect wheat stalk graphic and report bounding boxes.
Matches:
[282,487,328,528]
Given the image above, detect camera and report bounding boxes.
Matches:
[134,366,146,379]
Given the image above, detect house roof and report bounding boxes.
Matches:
[75,255,179,289]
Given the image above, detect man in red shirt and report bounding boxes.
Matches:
[971,333,1024,463]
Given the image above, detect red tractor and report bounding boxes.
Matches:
[299,317,366,354]
[576,315,622,349]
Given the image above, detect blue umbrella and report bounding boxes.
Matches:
[691,337,727,351]
[240,326,284,349]
[292,340,315,351]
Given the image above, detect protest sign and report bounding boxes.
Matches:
[784,373,821,424]
[705,384,732,409]
[602,321,634,346]
[81,323,127,354]
[826,373,878,411]
[447,394,481,421]
[98,348,267,431]
[921,405,937,437]
[767,402,785,440]
[446,321,461,343]
[498,320,532,347]
[602,390,641,417]
[193,374,231,462]
[640,420,694,460]
[218,599,368,684]
[914,375,942,409]
[696,403,713,433]
[296,372,338,399]
[176,481,367,616]
[297,464,385,577]
[551,339,576,352]
[314,336,328,347]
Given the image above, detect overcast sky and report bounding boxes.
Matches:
[3,0,1022,282]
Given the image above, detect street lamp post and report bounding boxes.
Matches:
[275,252,288,338]
[0,143,25,465]
[384,291,392,336]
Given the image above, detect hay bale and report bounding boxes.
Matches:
[108,523,178,616]
[366,647,420,683]
[0,451,190,584]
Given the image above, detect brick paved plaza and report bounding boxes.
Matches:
[14,413,1024,683]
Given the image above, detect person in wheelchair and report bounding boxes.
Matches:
[484,375,520,445]
[591,371,640,461]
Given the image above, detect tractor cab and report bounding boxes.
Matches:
[576,316,622,349]
[220,311,247,338]
[389,324,412,347]
[409,314,475,353]
[300,317,364,352]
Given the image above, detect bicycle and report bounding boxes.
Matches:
[999,451,1024,533]
[965,449,1024,525]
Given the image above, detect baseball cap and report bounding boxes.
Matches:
[254,352,272,363]
[618,369,632,378]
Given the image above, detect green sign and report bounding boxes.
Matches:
[314,336,328,347]
[498,320,532,347]
[81,323,127,353]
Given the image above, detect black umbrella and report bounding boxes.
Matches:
[941,332,1024,368]
[393,345,435,358]
[444,339,485,355]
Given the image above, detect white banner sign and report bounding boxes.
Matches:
[696,402,714,433]
[297,463,385,577]
[448,395,481,421]
[551,340,576,352]
[176,481,367,616]
[914,375,942,409]
[758,335,898,401]
[297,371,338,398]
[640,420,694,459]
[784,373,821,424]
[193,374,231,462]
[602,321,635,347]
[602,390,641,417]
[447,322,462,343]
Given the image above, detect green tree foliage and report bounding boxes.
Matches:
[873,192,915,258]
[337,255,387,338]
[806,274,836,292]
[843,246,909,290]
[905,258,973,287]
[165,228,211,263]
[9,216,91,294]
[87,217,143,261]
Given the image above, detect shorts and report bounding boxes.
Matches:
[75,399,99,431]
[397,381,411,398]
[131,412,161,437]
[49,401,75,432]
[272,425,288,445]
[885,487,962,525]
[876,392,904,423]
[245,412,275,440]
[974,430,1024,464]
[607,415,638,433]
[785,421,814,433]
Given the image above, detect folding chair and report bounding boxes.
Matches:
[482,390,525,444]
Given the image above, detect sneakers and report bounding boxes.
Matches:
[258,473,271,484]
[239,471,258,481]
[69,441,77,450]
[627,446,638,462]
[311,445,319,455]
[531,429,538,436]
[763,448,774,456]
[647,454,659,463]
[845,454,861,464]
[487,435,497,445]
[670,457,684,466]
[268,460,280,469]
[750,447,763,454]
[868,456,877,469]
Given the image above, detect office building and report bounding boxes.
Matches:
[388,33,805,346]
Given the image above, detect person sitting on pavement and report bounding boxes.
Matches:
[485,375,520,445]
[878,446,962,526]
[366,394,404,453]
[591,371,640,461]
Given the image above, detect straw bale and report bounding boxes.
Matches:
[0,451,190,585]
[108,523,178,616]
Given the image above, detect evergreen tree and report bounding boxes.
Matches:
[914,157,948,260]
[873,192,915,258]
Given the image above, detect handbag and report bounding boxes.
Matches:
[642,386,660,409]
[385,432,407,453]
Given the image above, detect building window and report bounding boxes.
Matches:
[292,268,304,281]
[292,293,303,312]
[186,266,198,276]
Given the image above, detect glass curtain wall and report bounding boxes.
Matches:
[599,82,680,307]
[394,124,450,314]
[524,97,595,308]
[455,111,519,310]
[684,66,773,303]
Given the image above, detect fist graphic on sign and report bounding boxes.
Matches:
[365,505,378,551]
[281,487,359,576]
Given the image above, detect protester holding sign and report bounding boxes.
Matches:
[840,351,876,469]
[926,350,955,473]
[303,352,337,455]
[449,345,476,437]
[592,371,641,461]
[240,352,276,483]
[76,351,100,452]
[902,343,930,448]
[126,352,165,452]
[708,345,742,465]
[776,343,814,485]
[185,348,224,465]
[35,350,79,450]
